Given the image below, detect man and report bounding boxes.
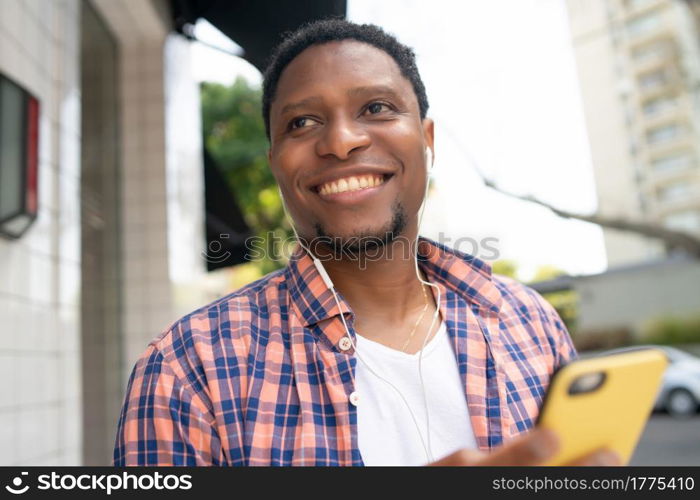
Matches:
[114,19,620,466]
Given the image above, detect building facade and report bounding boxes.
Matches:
[0,0,210,465]
[567,0,700,266]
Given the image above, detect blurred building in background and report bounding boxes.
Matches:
[532,253,700,347]
[567,0,700,267]
[0,0,345,466]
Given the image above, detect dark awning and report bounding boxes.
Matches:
[170,0,347,71]
[203,148,253,271]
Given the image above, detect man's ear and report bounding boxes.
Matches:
[423,117,435,162]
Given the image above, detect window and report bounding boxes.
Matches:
[626,12,661,37]
[642,95,676,116]
[639,69,668,90]
[629,138,640,156]
[638,193,648,212]
[632,42,668,63]
[657,181,693,203]
[0,74,39,239]
[651,153,693,173]
[626,0,657,10]
[647,123,683,144]
[664,211,700,233]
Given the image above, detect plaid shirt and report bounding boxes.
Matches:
[113,236,576,466]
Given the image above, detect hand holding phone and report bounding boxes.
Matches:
[535,348,668,466]
[431,348,666,466]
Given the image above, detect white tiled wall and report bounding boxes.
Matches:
[0,0,82,465]
[119,41,175,370]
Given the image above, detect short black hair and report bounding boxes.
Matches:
[262,18,429,139]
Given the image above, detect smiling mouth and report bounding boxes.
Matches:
[313,173,394,196]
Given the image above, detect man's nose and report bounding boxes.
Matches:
[315,116,371,160]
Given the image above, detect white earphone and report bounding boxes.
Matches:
[278,147,440,462]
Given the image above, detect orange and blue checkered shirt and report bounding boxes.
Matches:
[113,236,576,466]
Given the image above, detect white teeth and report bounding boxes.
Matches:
[318,174,386,195]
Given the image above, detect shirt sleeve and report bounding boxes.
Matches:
[113,345,224,466]
[540,297,578,371]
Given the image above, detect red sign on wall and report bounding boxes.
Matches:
[0,73,40,239]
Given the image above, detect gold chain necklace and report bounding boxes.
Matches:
[400,281,431,352]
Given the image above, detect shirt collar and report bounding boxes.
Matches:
[286,236,504,334]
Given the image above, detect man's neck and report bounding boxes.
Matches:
[316,232,436,332]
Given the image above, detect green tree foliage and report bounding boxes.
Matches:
[643,314,700,345]
[201,78,291,278]
[492,259,519,279]
[532,265,565,282]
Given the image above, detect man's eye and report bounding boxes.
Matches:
[289,117,313,130]
[366,102,390,114]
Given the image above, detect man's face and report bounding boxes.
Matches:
[268,40,434,253]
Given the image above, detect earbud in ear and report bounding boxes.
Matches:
[426,148,434,170]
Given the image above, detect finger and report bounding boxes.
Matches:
[429,448,486,466]
[565,449,623,467]
[479,428,560,466]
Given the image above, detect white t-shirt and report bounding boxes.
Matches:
[355,320,478,466]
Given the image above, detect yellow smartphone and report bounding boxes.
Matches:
[536,348,668,466]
